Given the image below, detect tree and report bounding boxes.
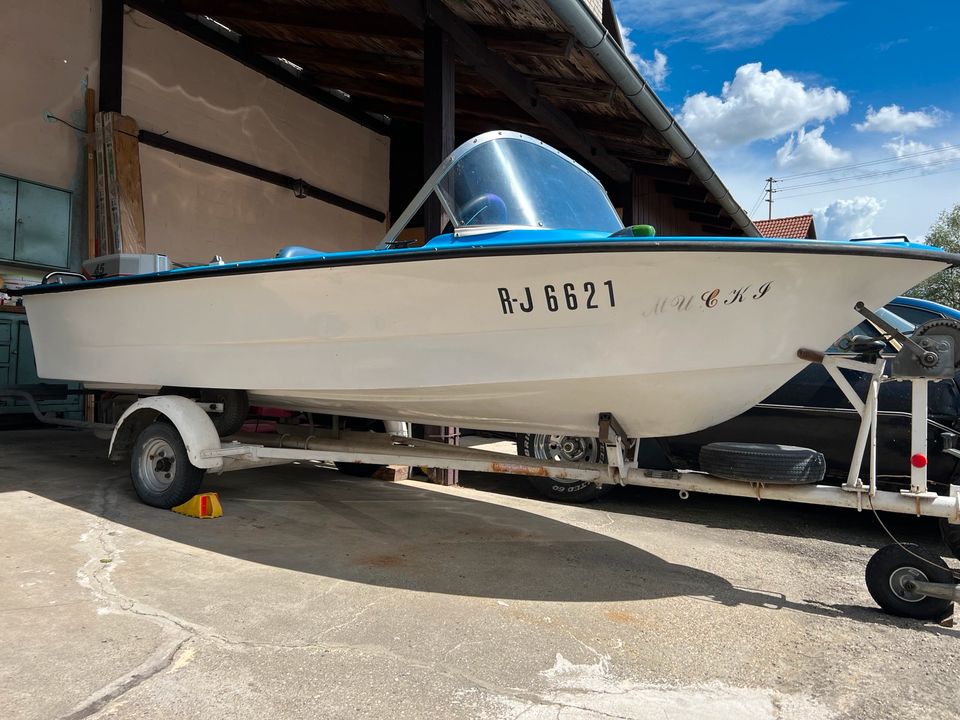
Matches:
[906,203,960,308]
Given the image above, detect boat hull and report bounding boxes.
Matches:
[22,246,952,436]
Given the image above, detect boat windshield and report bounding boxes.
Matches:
[379,132,622,248]
[437,137,621,232]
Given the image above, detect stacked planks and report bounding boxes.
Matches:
[93,111,146,256]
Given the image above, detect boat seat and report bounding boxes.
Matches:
[276,245,323,259]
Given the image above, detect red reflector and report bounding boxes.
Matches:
[911,454,928,468]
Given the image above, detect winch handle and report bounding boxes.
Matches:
[797,348,825,364]
[854,301,939,368]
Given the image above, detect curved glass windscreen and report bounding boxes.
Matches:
[436,137,622,233]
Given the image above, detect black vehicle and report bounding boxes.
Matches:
[519,300,960,502]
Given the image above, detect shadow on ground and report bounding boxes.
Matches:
[1,428,955,634]
[460,464,947,550]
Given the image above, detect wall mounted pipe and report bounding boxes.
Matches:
[544,0,760,237]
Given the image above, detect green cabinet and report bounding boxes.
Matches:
[0,314,81,417]
[0,175,72,268]
[0,176,15,260]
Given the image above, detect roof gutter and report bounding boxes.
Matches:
[543,0,760,237]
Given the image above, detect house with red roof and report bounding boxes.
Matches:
[754,214,818,239]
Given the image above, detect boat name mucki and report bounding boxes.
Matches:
[642,281,774,317]
[497,280,615,314]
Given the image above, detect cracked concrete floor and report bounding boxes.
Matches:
[2,428,959,720]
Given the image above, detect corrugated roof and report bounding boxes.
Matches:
[754,214,816,239]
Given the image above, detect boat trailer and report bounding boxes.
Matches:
[5,307,960,621]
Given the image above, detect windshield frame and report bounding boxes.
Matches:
[377,131,621,249]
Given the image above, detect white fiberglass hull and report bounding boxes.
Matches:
[22,244,953,437]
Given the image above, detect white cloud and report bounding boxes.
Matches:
[877,37,908,52]
[613,0,840,50]
[776,125,851,171]
[813,196,885,239]
[855,105,947,133]
[678,63,849,150]
[621,29,668,89]
[882,136,960,166]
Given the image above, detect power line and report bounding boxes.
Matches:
[776,164,960,201]
[776,141,960,181]
[778,155,960,192]
[747,185,767,217]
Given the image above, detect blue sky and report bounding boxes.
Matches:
[611,0,960,240]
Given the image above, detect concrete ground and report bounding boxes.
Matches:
[1,428,958,720]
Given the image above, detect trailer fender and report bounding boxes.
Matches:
[109,396,224,470]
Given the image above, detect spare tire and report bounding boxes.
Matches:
[699,442,826,484]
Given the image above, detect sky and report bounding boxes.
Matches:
[611,0,960,240]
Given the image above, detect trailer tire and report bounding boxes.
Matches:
[130,421,205,508]
[334,462,383,478]
[519,433,610,502]
[159,387,249,437]
[335,418,387,478]
[699,443,825,484]
[865,543,954,621]
[939,518,960,561]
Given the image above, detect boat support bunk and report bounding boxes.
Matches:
[6,304,960,622]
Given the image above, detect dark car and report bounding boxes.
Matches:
[885,296,960,326]
[519,297,960,501]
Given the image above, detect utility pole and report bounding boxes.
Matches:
[765,177,776,220]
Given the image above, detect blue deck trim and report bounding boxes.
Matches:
[13,230,954,296]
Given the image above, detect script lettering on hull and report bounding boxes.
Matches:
[643,281,774,317]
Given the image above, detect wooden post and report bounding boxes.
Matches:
[84,88,97,423]
[85,89,97,259]
[422,21,454,241]
[98,0,124,114]
[423,22,458,486]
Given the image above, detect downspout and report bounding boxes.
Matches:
[544,0,761,237]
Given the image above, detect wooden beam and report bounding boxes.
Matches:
[126,0,389,134]
[601,139,672,164]
[242,38,423,73]
[424,22,458,487]
[566,113,658,142]
[701,224,737,235]
[179,0,418,39]
[183,1,574,57]
[139,130,386,222]
[303,71,424,105]
[655,180,708,202]
[671,198,723,216]
[533,78,615,105]
[630,161,691,183]
[99,0,124,112]
[482,28,573,58]
[689,213,732,227]
[423,22,455,239]
[385,0,630,183]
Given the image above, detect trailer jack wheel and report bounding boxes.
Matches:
[131,421,205,508]
[940,518,960,561]
[865,543,955,621]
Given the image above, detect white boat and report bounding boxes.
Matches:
[15,132,960,437]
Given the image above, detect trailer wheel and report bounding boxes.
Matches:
[865,543,954,621]
[519,433,610,502]
[159,387,249,437]
[335,418,387,478]
[939,519,960,561]
[200,389,249,437]
[130,421,205,508]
